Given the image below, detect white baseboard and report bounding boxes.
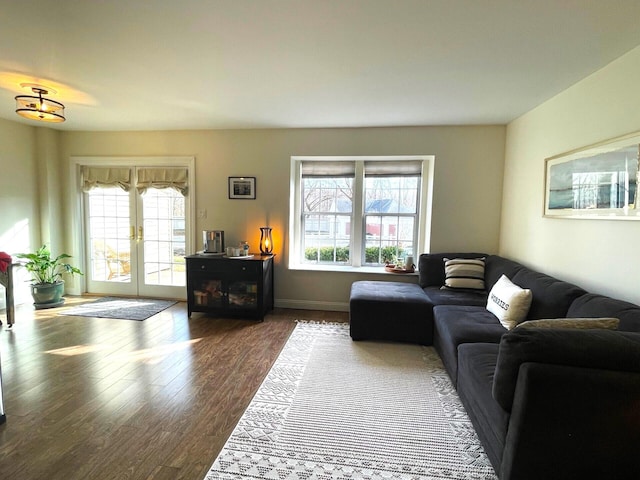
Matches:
[275,298,349,312]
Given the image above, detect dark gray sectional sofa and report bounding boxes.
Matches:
[350,252,640,480]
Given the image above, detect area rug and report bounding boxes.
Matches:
[204,321,497,480]
[61,297,176,321]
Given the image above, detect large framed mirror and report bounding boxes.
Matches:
[544,131,640,219]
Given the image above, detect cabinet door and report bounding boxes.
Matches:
[191,275,226,308]
[227,279,259,310]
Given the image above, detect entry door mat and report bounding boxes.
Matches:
[204,321,497,480]
[62,297,177,321]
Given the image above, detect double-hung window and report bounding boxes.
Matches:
[290,156,432,269]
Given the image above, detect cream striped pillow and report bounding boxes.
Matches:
[443,257,486,290]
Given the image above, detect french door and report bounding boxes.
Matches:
[83,165,190,299]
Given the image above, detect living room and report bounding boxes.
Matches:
[1,4,640,310]
[2,2,640,479]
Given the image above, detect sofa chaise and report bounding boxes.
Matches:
[349,253,640,480]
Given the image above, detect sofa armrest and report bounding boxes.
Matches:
[500,362,640,480]
[492,328,640,411]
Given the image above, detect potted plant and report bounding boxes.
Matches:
[16,244,83,309]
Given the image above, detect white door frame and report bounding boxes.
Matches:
[69,156,196,299]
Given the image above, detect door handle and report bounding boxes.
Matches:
[130,226,135,240]
[138,226,143,241]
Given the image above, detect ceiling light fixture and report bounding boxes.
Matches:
[15,84,65,123]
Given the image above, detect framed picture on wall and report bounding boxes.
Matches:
[544,130,640,220]
[228,176,256,199]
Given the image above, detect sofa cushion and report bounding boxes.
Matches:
[423,286,488,307]
[432,305,506,384]
[484,255,525,292]
[418,252,487,288]
[511,268,586,320]
[516,317,619,330]
[486,274,532,329]
[567,293,640,332]
[492,328,640,411]
[456,343,509,472]
[349,281,433,345]
[443,257,486,290]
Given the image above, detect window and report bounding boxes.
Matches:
[290,156,432,269]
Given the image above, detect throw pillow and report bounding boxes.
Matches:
[517,317,620,330]
[443,257,486,290]
[486,274,533,329]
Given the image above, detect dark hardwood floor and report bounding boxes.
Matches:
[0,298,348,479]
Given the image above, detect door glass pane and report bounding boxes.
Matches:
[88,187,131,282]
[228,281,258,308]
[142,188,186,286]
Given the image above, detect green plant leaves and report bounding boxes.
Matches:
[16,244,83,284]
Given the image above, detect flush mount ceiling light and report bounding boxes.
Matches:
[15,83,65,123]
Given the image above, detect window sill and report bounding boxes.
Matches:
[288,263,419,276]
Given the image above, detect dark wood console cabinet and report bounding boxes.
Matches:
[186,254,274,320]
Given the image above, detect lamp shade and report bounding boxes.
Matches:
[259,227,273,254]
[15,88,65,123]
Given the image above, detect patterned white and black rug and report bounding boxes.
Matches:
[204,321,497,480]
[62,297,176,321]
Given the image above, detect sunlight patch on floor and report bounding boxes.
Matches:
[118,338,203,365]
[44,344,111,356]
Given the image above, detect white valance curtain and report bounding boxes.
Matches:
[81,167,131,192]
[136,168,188,195]
[81,167,188,195]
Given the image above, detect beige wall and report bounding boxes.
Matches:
[60,125,505,309]
[501,45,640,305]
[35,128,65,253]
[0,118,39,306]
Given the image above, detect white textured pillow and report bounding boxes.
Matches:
[443,257,486,290]
[487,274,533,329]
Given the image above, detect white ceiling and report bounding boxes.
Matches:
[1,0,640,132]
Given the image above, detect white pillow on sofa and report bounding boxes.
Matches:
[487,274,533,329]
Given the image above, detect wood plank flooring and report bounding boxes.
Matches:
[0,298,348,479]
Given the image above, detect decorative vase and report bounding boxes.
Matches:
[31,281,65,309]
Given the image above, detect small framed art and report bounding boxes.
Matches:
[228,176,256,199]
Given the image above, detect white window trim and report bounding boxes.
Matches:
[288,155,434,272]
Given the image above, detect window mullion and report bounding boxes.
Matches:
[351,161,364,266]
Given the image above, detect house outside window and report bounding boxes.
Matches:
[289,156,433,270]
